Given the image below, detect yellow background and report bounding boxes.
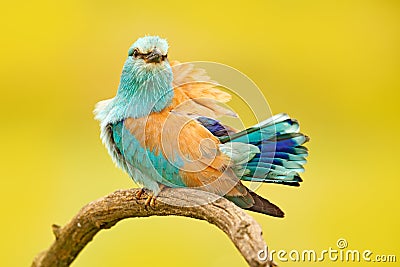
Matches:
[1,0,399,266]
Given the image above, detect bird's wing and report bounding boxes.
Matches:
[169,60,237,118]
[122,107,251,202]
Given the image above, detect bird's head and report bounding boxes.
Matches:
[127,36,169,68]
[115,36,174,117]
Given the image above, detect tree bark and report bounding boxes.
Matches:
[32,188,276,267]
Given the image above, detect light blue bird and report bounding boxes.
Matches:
[95,36,309,217]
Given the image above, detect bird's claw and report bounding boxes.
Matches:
[145,195,157,208]
[140,185,165,209]
[135,188,144,199]
[135,188,156,208]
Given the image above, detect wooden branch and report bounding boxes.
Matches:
[32,188,276,267]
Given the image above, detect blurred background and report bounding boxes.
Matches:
[1,0,399,266]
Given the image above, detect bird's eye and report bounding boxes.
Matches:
[132,48,139,58]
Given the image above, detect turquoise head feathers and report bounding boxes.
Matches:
[97,36,174,123]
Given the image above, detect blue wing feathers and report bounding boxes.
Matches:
[196,116,235,137]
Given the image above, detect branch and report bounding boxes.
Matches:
[32,188,276,267]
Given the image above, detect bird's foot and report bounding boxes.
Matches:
[144,194,157,208]
[144,184,166,209]
[135,188,144,199]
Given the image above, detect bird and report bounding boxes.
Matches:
[94,35,309,217]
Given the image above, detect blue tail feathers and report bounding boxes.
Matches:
[219,113,309,186]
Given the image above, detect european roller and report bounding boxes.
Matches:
[94,36,309,217]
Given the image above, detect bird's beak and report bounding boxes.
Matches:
[144,48,163,64]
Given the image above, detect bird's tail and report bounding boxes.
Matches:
[220,113,309,186]
[246,190,284,217]
[224,184,285,217]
